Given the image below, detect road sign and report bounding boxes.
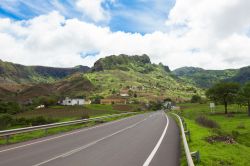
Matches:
[210,103,215,108]
[210,103,215,113]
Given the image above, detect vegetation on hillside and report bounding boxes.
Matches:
[0,59,89,84]
[172,67,238,88]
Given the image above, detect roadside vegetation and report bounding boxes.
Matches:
[175,103,250,166]
[174,81,250,165]
[0,112,140,145]
[0,103,142,131]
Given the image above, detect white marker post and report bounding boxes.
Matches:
[210,103,215,113]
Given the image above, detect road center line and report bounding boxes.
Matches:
[32,117,148,166]
[143,112,169,166]
[0,113,148,153]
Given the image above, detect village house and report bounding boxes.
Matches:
[35,105,45,109]
[61,97,91,106]
[100,97,127,105]
[120,89,129,97]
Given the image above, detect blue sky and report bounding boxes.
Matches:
[0,0,175,33]
[0,0,249,70]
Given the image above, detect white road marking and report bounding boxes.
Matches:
[143,112,169,166]
[0,113,148,153]
[32,118,148,166]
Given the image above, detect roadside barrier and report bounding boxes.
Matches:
[172,113,200,165]
[0,112,138,144]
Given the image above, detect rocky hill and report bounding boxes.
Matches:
[92,54,170,73]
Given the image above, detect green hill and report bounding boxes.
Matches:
[14,73,94,102]
[0,55,203,103]
[172,67,239,88]
[0,59,90,84]
[229,66,250,84]
[86,55,201,102]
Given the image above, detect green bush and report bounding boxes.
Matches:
[13,117,31,126]
[0,101,21,115]
[191,95,202,103]
[232,130,240,139]
[30,116,57,126]
[81,112,90,119]
[90,95,104,104]
[195,116,220,128]
[0,114,13,129]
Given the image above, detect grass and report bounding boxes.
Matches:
[0,112,141,145]
[174,103,250,166]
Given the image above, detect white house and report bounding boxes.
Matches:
[62,97,85,106]
[35,105,45,109]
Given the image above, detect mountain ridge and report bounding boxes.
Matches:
[171,66,250,88]
[1,54,250,103]
[0,59,90,84]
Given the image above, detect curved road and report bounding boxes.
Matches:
[0,111,180,166]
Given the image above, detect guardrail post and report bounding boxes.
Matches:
[183,122,187,130]
[191,151,200,163]
[185,130,191,141]
[5,135,10,144]
[44,128,48,136]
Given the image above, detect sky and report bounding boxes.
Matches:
[0,0,250,70]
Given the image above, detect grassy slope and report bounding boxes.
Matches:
[176,103,250,166]
[86,68,203,102]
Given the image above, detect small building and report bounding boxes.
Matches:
[100,98,127,105]
[84,100,92,105]
[35,105,45,109]
[61,97,85,106]
[120,89,129,97]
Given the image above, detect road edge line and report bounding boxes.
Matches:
[143,112,169,166]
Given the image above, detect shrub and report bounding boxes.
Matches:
[191,95,202,103]
[0,101,22,114]
[90,95,104,104]
[13,117,30,126]
[30,116,57,126]
[237,123,246,129]
[149,101,163,111]
[81,112,90,119]
[0,114,13,129]
[232,130,240,139]
[195,116,220,128]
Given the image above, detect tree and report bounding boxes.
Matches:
[238,82,250,116]
[0,101,21,115]
[90,95,104,104]
[38,96,57,108]
[191,95,202,103]
[206,82,240,114]
[0,114,13,129]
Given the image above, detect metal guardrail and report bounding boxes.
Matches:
[0,112,137,143]
[172,113,195,166]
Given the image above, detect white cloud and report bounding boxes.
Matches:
[0,0,250,70]
[76,0,114,22]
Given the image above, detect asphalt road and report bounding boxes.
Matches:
[0,111,180,166]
